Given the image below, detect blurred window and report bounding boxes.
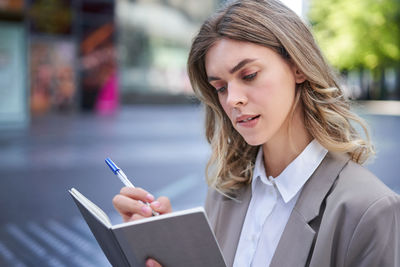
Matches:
[117,0,218,96]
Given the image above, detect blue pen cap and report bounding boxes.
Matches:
[105,157,120,174]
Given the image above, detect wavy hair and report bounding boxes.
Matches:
[187,0,374,195]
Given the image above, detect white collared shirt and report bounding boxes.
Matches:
[232,139,328,267]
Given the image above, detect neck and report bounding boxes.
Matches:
[262,105,312,178]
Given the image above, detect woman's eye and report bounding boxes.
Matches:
[216,86,227,94]
[243,72,257,81]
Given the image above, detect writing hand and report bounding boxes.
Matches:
[113,187,172,222]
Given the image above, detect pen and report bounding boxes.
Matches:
[105,157,159,216]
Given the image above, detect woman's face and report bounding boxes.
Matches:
[205,38,305,146]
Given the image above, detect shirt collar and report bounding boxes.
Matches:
[252,139,328,203]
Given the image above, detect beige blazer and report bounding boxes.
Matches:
[205,152,400,267]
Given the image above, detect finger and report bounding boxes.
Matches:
[120,187,155,203]
[112,194,149,217]
[121,214,132,222]
[130,213,146,221]
[150,196,172,214]
[146,258,162,267]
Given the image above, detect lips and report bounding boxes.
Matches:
[236,115,260,123]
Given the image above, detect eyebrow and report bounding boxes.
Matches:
[230,58,256,74]
[207,58,257,82]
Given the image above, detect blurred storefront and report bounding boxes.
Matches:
[0,0,27,129]
[28,0,118,115]
[0,0,219,129]
[0,0,118,129]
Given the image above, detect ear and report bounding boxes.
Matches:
[292,65,306,84]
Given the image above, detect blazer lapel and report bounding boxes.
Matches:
[216,185,252,267]
[270,152,350,267]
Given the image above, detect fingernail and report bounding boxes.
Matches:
[146,193,154,202]
[152,201,160,208]
[141,206,151,215]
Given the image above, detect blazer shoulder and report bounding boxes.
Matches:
[312,160,400,266]
[344,193,400,266]
[328,160,399,212]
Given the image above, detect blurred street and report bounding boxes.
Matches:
[0,105,210,266]
[0,104,399,266]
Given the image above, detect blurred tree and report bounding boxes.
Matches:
[309,0,400,99]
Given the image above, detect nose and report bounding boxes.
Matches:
[226,83,248,108]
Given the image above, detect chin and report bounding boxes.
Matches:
[242,136,266,147]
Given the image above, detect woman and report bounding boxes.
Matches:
[113,0,400,266]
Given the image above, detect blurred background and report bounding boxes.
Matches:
[0,0,399,266]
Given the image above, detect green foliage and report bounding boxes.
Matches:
[309,0,400,70]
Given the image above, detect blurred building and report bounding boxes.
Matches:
[0,0,118,130]
[0,0,27,129]
[0,0,219,129]
[117,0,217,104]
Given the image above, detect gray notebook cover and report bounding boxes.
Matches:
[70,193,132,266]
[112,208,227,267]
[70,189,226,267]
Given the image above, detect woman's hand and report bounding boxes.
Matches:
[113,187,172,222]
[113,187,169,267]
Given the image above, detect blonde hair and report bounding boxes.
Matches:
[187,0,374,195]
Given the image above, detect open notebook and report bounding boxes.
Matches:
[69,188,227,267]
